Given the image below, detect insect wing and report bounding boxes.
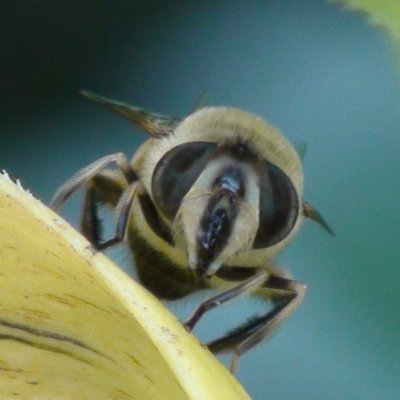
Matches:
[81,90,181,136]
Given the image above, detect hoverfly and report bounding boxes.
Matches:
[50,91,333,374]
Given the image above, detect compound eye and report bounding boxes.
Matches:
[253,161,299,248]
[152,141,216,220]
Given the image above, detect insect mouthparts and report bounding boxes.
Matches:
[195,189,238,275]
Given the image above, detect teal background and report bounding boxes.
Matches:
[1,1,399,399]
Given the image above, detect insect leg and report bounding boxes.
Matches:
[184,270,268,331]
[77,179,140,251]
[50,153,137,210]
[80,182,102,245]
[79,171,128,246]
[93,181,139,250]
[207,276,306,374]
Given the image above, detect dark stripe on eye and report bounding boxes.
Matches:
[152,142,216,220]
[253,161,299,248]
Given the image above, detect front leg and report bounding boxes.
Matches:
[50,153,136,210]
[51,153,140,251]
[211,276,306,374]
[184,270,268,330]
[185,269,306,375]
[84,181,140,251]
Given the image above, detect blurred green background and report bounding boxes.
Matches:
[1,1,399,399]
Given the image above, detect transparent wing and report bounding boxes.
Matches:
[303,201,335,236]
[293,140,308,161]
[81,90,181,136]
[191,90,210,112]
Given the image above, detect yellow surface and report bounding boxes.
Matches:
[0,173,250,400]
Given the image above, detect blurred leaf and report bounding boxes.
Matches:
[337,0,400,46]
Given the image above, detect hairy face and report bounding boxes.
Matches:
[146,108,302,277]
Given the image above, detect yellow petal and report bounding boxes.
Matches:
[0,173,250,400]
